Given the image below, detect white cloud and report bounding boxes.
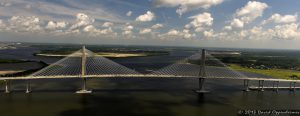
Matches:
[230,18,244,28]
[136,11,155,22]
[209,22,300,41]
[203,29,215,38]
[159,29,195,39]
[185,12,213,32]
[0,0,130,23]
[83,25,96,32]
[122,25,134,35]
[167,29,180,36]
[126,11,132,16]
[46,21,67,30]
[125,25,134,30]
[224,26,232,31]
[0,13,121,38]
[182,29,195,39]
[82,25,116,37]
[236,1,268,24]
[8,16,43,32]
[140,28,152,34]
[102,22,114,27]
[70,13,95,30]
[272,23,300,40]
[224,1,268,30]
[0,20,5,28]
[0,2,11,7]
[154,0,223,16]
[151,23,164,29]
[99,27,115,35]
[263,13,298,24]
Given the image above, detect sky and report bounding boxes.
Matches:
[0,0,300,49]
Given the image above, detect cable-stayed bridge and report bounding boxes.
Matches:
[0,46,299,93]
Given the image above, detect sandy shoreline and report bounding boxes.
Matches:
[0,70,24,75]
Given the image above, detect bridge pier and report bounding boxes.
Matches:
[258,80,264,91]
[289,82,296,92]
[76,78,92,94]
[243,79,250,92]
[4,80,10,93]
[195,78,209,93]
[272,81,279,92]
[25,80,31,93]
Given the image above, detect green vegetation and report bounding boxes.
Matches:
[218,55,300,70]
[210,50,300,79]
[229,64,300,80]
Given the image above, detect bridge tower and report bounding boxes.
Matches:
[76,46,92,94]
[195,49,209,93]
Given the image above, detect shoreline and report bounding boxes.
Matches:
[35,52,164,58]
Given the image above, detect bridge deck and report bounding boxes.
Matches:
[0,75,299,82]
[249,86,300,90]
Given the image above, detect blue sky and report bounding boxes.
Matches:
[0,0,300,49]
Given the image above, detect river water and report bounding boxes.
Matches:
[0,46,300,116]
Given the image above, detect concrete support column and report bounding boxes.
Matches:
[76,46,92,94]
[276,81,279,92]
[289,82,296,92]
[293,82,296,92]
[258,80,264,91]
[26,80,31,93]
[272,81,279,92]
[5,80,10,93]
[243,79,250,92]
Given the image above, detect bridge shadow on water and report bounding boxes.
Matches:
[0,78,242,116]
[57,92,227,116]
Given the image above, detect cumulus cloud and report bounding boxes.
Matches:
[0,12,121,38]
[126,11,132,16]
[262,13,298,24]
[100,28,115,35]
[272,23,300,40]
[223,26,232,31]
[185,12,213,32]
[122,25,134,35]
[82,25,116,37]
[8,16,43,32]
[136,11,155,22]
[70,13,95,30]
[203,29,215,38]
[102,22,114,27]
[151,23,164,29]
[208,22,300,41]
[0,20,5,28]
[230,18,244,28]
[83,25,96,32]
[154,0,223,16]
[140,28,152,34]
[46,21,67,30]
[167,29,180,36]
[224,1,268,30]
[236,1,268,24]
[159,29,195,39]
[0,2,11,7]
[182,29,195,39]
